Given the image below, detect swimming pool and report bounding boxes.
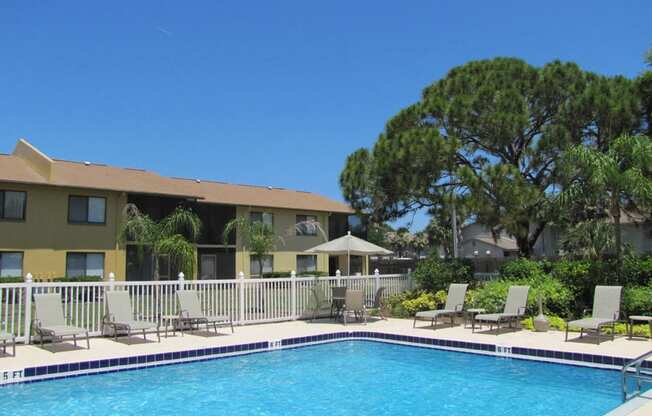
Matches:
[1,341,621,415]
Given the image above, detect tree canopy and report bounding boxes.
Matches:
[341,57,648,256]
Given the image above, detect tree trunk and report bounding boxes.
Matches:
[258,257,264,278]
[516,236,532,257]
[611,196,622,263]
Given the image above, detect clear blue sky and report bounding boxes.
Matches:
[1,1,650,231]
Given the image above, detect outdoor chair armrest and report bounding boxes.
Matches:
[455,304,464,312]
[102,313,116,325]
[517,306,527,316]
[31,318,42,331]
[178,309,190,320]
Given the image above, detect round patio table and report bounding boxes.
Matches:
[628,315,652,340]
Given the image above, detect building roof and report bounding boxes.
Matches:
[0,139,354,214]
[464,236,519,251]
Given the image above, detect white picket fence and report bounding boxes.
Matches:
[0,271,411,343]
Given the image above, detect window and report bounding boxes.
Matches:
[66,253,105,278]
[157,254,171,279]
[250,211,273,227]
[296,215,318,236]
[200,254,217,279]
[250,255,273,277]
[0,252,23,278]
[0,191,26,220]
[68,196,106,224]
[296,255,317,274]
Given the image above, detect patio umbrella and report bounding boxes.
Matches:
[304,231,393,276]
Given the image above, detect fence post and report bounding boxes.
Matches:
[335,269,341,287]
[178,272,185,290]
[290,270,297,320]
[23,273,33,344]
[238,271,245,325]
[374,268,380,294]
[108,272,115,291]
[407,268,413,290]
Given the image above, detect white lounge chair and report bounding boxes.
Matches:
[413,283,468,329]
[0,331,15,356]
[177,290,234,334]
[565,285,622,345]
[103,291,160,342]
[32,293,90,349]
[473,286,530,333]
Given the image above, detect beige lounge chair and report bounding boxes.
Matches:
[309,287,333,321]
[473,286,530,333]
[177,290,234,334]
[103,291,160,342]
[413,283,468,329]
[0,331,15,356]
[32,293,90,349]
[565,286,622,345]
[342,290,366,326]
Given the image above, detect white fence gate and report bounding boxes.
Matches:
[0,271,411,343]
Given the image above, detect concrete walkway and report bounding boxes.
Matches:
[0,318,648,370]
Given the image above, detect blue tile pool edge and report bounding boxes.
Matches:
[1,331,632,388]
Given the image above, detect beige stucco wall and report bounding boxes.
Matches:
[233,206,330,276]
[0,182,126,280]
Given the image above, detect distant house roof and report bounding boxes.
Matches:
[0,139,354,214]
[472,236,519,251]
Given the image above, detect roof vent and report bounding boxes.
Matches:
[83,161,91,166]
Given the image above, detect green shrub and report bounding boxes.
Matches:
[471,276,572,316]
[412,256,474,292]
[469,280,511,313]
[500,258,544,280]
[0,276,24,283]
[52,276,103,282]
[401,292,439,315]
[623,286,652,316]
[386,291,418,318]
[262,271,329,278]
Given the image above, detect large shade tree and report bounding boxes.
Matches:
[341,58,590,256]
[341,58,648,256]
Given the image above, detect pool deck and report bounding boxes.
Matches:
[1,317,650,415]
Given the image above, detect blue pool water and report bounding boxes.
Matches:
[1,341,621,415]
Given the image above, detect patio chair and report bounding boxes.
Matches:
[331,286,347,319]
[413,283,468,329]
[0,331,16,356]
[565,285,622,345]
[103,291,160,342]
[473,286,530,334]
[342,290,366,326]
[32,293,90,349]
[176,290,234,334]
[309,287,332,321]
[368,287,387,320]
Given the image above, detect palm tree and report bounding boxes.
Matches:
[558,134,652,260]
[223,216,279,277]
[119,204,201,279]
[559,220,615,259]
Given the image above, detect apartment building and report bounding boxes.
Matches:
[0,139,357,280]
